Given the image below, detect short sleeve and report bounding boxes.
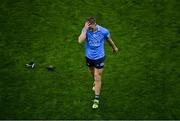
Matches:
[104,29,110,39]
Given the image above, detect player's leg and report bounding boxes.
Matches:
[94,68,103,97]
[92,57,104,109]
[92,68,103,109]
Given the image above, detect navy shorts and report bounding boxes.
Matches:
[85,57,105,69]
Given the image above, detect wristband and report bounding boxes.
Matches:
[82,28,87,33]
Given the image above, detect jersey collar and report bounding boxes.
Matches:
[89,24,100,32]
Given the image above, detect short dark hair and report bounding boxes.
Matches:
[85,17,96,24]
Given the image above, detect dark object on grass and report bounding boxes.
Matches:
[47,65,55,71]
[25,62,35,69]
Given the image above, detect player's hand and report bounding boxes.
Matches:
[113,47,118,53]
[84,22,91,30]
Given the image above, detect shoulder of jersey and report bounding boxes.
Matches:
[98,25,109,33]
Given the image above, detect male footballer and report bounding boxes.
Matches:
[78,17,118,109]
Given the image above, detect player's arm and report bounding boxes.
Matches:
[78,22,90,44]
[78,30,86,44]
[106,37,118,53]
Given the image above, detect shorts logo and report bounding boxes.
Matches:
[100,62,104,66]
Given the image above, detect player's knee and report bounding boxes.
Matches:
[94,73,101,82]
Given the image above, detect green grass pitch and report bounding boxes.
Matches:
[0,0,179,119]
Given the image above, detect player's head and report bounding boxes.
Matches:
[85,17,96,30]
[86,17,96,25]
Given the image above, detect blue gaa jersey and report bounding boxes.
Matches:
[85,25,110,60]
